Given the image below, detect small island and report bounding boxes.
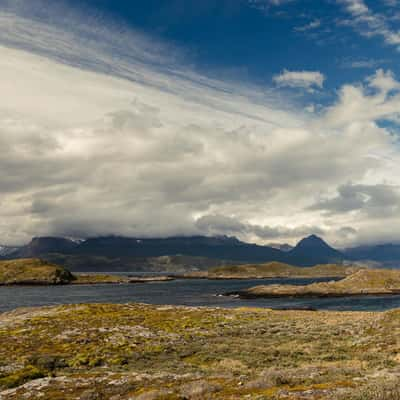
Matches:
[228,269,400,298]
[0,259,74,285]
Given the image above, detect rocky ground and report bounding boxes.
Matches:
[2,303,400,399]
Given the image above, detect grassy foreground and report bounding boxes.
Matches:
[2,303,400,399]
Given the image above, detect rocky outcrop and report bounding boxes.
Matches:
[0,259,74,285]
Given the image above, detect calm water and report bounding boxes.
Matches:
[2,277,400,313]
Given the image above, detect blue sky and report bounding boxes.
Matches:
[66,0,399,98]
[0,0,400,246]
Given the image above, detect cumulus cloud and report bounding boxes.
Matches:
[322,69,400,127]
[273,70,325,90]
[0,1,400,247]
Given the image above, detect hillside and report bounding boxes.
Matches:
[41,253,238,273]
[0,259,74,285]
[205,262,359,279]
[344,243,400,266]
[232,269,400,298]
[9,237,78,259]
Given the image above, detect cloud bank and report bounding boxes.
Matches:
[0,1,400,247]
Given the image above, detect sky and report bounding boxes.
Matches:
[0,0,400,247]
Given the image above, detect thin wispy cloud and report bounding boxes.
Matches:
[294,19,321,32]
[341,58,388,69]
[338,0,400,47]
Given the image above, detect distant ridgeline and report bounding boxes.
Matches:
[2,234,400,272]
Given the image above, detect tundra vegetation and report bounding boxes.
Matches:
[2,303,400,399]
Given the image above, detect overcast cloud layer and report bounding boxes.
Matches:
[1,1,400,246]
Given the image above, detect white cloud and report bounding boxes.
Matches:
[367,69,400,93]
[338,0,400,47]
[273,70,325,90]
[0,1,400,247]
[294,19,321,32]
[322,69,400,127]
[248,0,293,9]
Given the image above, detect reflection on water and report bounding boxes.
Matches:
[1,277,400,313]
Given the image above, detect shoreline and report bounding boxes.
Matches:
[0,274,344,286]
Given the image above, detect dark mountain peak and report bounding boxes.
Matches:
[288,235,343,266]
[295,234,330,249]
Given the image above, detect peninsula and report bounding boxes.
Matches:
[229,269,400,298]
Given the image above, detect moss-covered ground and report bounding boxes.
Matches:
[1,303,400,399]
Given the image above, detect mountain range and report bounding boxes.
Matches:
[2,234,400,272]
